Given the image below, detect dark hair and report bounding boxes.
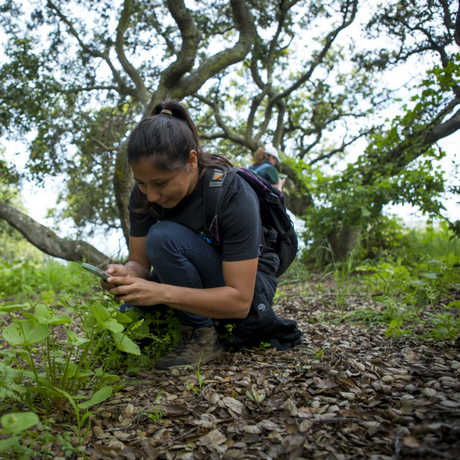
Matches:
[253,146,268,166]
[127,100,233,172]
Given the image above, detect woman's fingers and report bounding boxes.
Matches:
[106,275,134,286]
[108,276,144,299]
[109,278,158,305]
[106,264,129,276]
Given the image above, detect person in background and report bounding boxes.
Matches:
[249,145,286,191]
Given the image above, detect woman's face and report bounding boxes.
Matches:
[131,150,199,208]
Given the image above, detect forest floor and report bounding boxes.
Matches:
[75,277,460,460]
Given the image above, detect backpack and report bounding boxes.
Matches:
[205,168,298,277]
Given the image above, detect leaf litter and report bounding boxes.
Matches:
[14,280,460,458]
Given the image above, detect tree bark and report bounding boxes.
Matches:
[0,201,111,265]
[280,164,314,217]
[145,0,256,114]
[455,0,460,46]
[113,144,134,247]
[327,226,361,262]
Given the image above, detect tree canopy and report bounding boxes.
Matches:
[0,0,459,263]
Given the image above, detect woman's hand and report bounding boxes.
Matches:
[278,176,286,191]
[107,275,163,306]
[100,264,131,291]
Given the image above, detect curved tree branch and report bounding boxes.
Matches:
[308,129,374,165]
[115,0,149,104]
[247,0,298,142]
[160,0,200,85]
[164,0,256,100]
[455,0,460,46]
[194,94,256,149]
[271,0,358,106]
[427,106,460,143]
[362,102,460,184]
[143,0,201,114]
[47,0,135,98]
[0,201,111,265]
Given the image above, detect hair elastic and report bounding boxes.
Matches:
[160,109,172,116]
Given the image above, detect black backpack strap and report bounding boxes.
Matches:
[203,168,234,244]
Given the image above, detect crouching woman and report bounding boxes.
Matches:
[102,100,301,370]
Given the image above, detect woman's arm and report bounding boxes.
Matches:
[107,257,258,319]
[164,258,258,318]
[125,236,150,277]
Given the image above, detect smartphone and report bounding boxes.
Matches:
[81,263,110,280]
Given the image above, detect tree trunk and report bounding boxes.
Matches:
[327,225,361,262]
[0,201,111,265]
[113,145,134,246]
[280,164,314,216]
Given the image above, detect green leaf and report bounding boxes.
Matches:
[114,311,135,324]
[65,328,89,346]
[112,332,141,355]
[78,386,113,410]
[0,436,19,451]
[34,304,71,325]
[421,272,438,280]
[90,305,124,333]
[3,319,49,346]
[0,304,28,313]
[79,411,93,426]
[0,412,40,435]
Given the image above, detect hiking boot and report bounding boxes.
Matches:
[154,325,223,370]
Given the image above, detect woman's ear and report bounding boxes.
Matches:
[186,149,198,171]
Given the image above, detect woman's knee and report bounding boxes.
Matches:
[146,221,185,260]
[145,221,224,287]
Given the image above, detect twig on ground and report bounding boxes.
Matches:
[309,417,361,424]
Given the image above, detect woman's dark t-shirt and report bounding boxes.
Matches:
[128,168,263,262]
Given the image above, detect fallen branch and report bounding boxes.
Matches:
[0,201,111,265]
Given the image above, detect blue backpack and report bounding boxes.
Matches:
[206,168,298,276]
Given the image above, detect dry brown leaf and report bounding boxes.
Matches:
[124,404,135,418]
[242,424,262,434]
[257,419,281,431]
[106,438,126,451]
[192,413,218,429]
[298,420,313,432]
[93,426,105,438]
[221,396,245,415]
[402,435,420,448]
[281,398,298,416]
[361,421,380,435]
[198,428,226,447]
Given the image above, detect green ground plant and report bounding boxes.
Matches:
[343,222,460,341]
[0,257,97,301]
[0,411,40,457]
[186,363,207,396]
[0,411,79,458]
[0,297,133,441]
[0,247,179,456]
